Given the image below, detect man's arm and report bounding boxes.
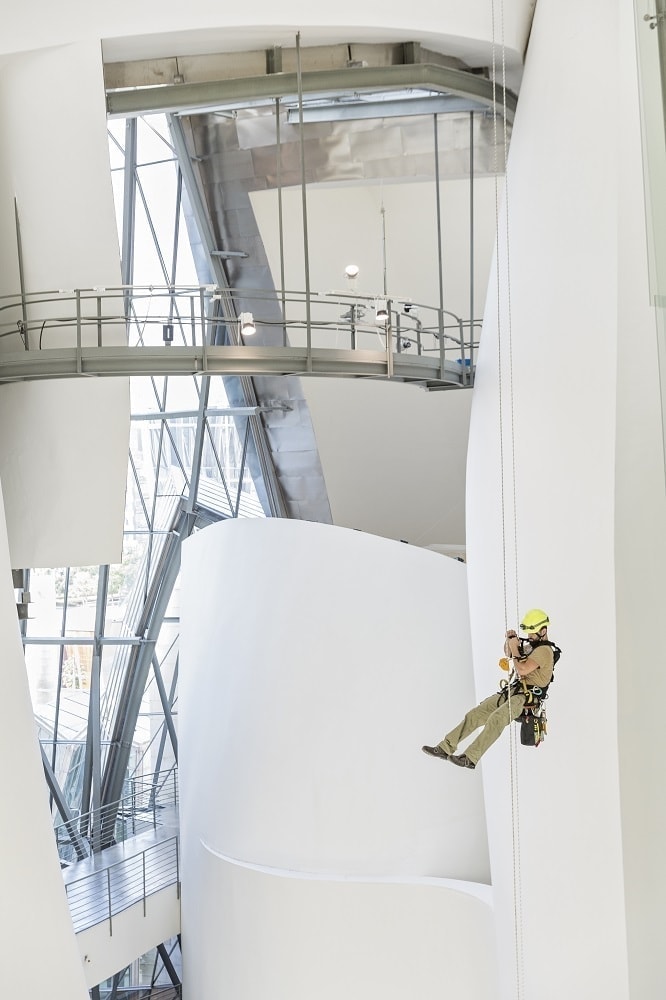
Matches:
[504,632,540,677]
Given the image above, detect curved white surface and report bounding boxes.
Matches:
[180,518,498,997]
[201,840,492,902]
[0,42,128,567]
[183,850,496,1000]
[465,1,652,997]
[1,4,535,73]
[181,518,489,881]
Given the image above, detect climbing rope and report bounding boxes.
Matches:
[490,1,525,997]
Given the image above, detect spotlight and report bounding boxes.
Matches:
[402,301,418,316]
[344,264,360,280]
[239,312,256,336]
[375,299,389,325]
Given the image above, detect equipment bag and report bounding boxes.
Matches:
[519,707,547,748]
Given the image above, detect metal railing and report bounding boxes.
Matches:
[96,989,181,1000]
[54,769,178,865]
[65,836,180,935]
[0,285,479,387]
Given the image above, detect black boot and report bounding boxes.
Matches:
[448,753,476,769]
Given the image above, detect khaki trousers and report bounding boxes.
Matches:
[439,689,526,765]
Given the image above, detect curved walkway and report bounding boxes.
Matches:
[0,343,465,387]
[63,817,180,935]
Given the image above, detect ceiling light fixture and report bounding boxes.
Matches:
[239,312,256,336]
[375,299,389,325]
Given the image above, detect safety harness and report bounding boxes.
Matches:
[499,640,562,748]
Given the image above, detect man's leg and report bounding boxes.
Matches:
[437,693,504,754]
[463,692,526,765]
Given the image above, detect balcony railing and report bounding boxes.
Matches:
[0,285,479,389]
[54,769,178,866]
[65,836,180,935]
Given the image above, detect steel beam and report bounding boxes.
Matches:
[81,565,109,852]
[107,63,517,121]
[0,344,466,387]
[41,746,89,861]
[152,653,178,764]
[100,503,191,844]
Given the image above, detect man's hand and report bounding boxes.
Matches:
[504,632,520,657]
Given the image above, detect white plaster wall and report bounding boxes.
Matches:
[252,178,499,324]
[302,378,471,545]
[180,518,497,998]
[615,2,666,995]
[185,852,496,1000]
[0,42,129,567]
[252,178,499,546]
[76,887,181,989]
[0,43,121,298]
[1,3,535,77]
[465,0,633,997]
[0,480,89,999]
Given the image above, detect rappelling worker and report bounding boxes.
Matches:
[421,609,555,770]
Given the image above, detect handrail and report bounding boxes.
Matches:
[0,285,479,389]
[54,768,178,865]
[97,990,181,1000]
[65,836,180,935]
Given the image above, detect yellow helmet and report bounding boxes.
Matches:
[520,608,550,633]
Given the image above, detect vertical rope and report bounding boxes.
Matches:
[491,0,524,997]
[500,7,526,997]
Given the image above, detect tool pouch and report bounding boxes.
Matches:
[519,707,546,747]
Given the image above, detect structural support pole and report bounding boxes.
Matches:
[157,942,181,987]
[275,97,287,344]
[468,110,475,383]
[100,504,191,843]
[295,33,313,370]
[153,658,179,778]
[82,565,109,852]
[121,118,138,318]
[152,653,179,761]
[41,746,89,861]
[14,199,29,350]
[433,115,446,379]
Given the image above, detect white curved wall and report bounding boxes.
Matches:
[616,2,666,996]
[465,1,662,998]
[2,3,535,73]
[180,519,498,998]
[0,43,129,567]
[186,852,495,1000]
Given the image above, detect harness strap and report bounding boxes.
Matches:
[497,679,549,708]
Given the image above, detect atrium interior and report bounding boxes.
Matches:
[2,3,666,999]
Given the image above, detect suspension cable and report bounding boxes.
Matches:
[490,1,524,996]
